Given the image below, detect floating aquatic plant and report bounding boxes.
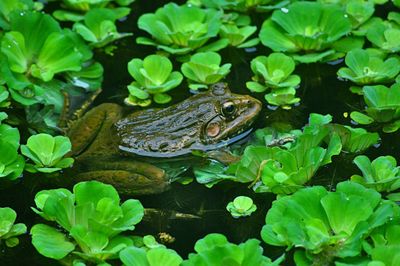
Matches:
[362,223,400,265]
[52,0,134,21]
[0,114,24,180]
[21,133,74,173]
[262,181,399,265]
[194,113,379,189]
[0,207,27,248]
[181,52,231,90]
[226,196,257,218]
[366,20,400,53]
[350,83,400,133]
[188,0,290,12]
[120,245,183,266]
[73,7,132,48]
[0,10,103,132]
[318,0,376,28]
[219,24,259,48]
[1,11,86,82]
[351,155,400,199]
[337,48,400,86]
[125,54,183,106]
[0,0,42,30]
[137,3,227,55]
[31,181,144,264]
[182,233,285,265]
[247,53,301,108]
[259,2,353,63]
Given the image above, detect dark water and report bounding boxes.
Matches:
[1,1,399,265]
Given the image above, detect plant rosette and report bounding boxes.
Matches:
[366,20,400,53]
[0,207,27,248]
[337,48,400,86]
[188,0,291,13]
[52,0,134,22]
[0,114,24,180]
[0,0,43,30]
[137,3,228,55]
[219,24,259,48]
[261,181,400,265]
[119,245,183,266]
[124,54,183,106]
[361,223,400,265]
[351,155,400,200]
[20,133,74,173]
[0,10,102,131]
[226,196,257,218]
[73,7,132,48]
[182,233,285,265]
[350,83,400,133]
[181,51,231,90]
[31,181,145,264]
[259,2,354,63]
[247,53,301,108]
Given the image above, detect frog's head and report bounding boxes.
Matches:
[201,83,262,145]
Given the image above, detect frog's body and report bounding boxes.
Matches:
[67,83,261,195]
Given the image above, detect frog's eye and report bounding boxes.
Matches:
[222,102,236,117]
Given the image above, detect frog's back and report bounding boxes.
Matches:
[114,83,262,157]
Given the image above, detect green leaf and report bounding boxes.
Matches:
[147,248,183,266]
[120,246,150,266]
[74,181,120,207]
[31,224,75,260]
[350,111,374,125]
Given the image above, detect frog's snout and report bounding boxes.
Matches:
[245,97,262,117]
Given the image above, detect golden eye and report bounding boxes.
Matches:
[222,102,236,116]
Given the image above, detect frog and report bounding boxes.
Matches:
[66,83,262,195]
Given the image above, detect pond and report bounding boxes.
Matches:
[1,0,400,265]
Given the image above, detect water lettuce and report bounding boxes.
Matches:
[318,0,376,28]
[194,114,379,190]
[125,55,183,106]
[351,155,400,198]
[182,233,285,265]
[0,207,27,248]
[120,246,183,266]
[362,223,400,265]
[247,53,300,108]
[31,181,144,264]
[1,11,86,82]
[20,133,74,173]
[73,7,132,48]
[226,196,257,218]
[330,125,379,153]
[219,24,259,48]
[227,114,342,194]
[0,0,42,30]
[0,115,24,180]
[259,2,353,63]
[137,3,227,55]
[350,83,400,133]
[188,0,290,12]
[337,49,400,85]
[181,52,231,90]
[0,10,102,132]
[261,181,399,265]
[52,0,134,22]
[366,20,400,53]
